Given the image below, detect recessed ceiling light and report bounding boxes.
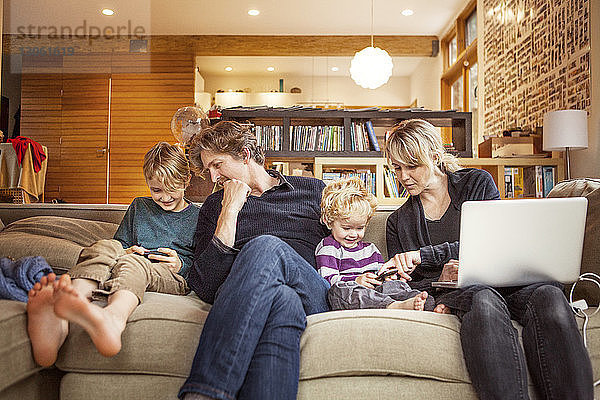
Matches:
[401,9,414,16]
[101,8,115,16]
[248,9,260,16]
[225,66,233,72]
[267,66,275,72]
[331,66,339,72]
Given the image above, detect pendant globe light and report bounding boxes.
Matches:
[350,0,393,89]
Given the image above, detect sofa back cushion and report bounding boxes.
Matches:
[548,178,600,304]
[0,216,119,275]
[364,211,393,260]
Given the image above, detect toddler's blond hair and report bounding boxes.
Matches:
[320,177,377,228]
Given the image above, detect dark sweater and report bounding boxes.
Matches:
[386,168,500,288]
[113,197,200,280]
[188,172,329,304]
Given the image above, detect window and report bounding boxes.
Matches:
[441,0,477,145]
[449,36,458,66]
[452,76,463,111]
[465,10,477,48]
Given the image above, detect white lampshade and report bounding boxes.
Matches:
[350,46,393,89]
[543,110,588,151]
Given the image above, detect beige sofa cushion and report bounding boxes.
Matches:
[548,178,600,304]
[0,300,40,393]
[364,211,392,260]
[0,216,118,274]
[56,292,210,377]
[300,309,470,383]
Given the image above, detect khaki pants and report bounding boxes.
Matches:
[70,239,190,302]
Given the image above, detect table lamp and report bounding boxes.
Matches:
[543,110,588,180]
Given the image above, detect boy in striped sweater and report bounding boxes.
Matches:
[316,177,434,311]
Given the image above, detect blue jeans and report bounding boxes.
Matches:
[456,283,593,400]
[178,235,330,400]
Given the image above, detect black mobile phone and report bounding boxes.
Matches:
[143,250,168,262]
[376,269,398,281]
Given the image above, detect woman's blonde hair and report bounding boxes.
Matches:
[320,177,377,227]
[188,120,264,173]
[143,142,191,192]
[384,119,461,173]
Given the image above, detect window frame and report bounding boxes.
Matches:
[441,0,477,113]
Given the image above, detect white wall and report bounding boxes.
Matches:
[409,56,442,110]
[202,74,412,107]
[572,0,600,178]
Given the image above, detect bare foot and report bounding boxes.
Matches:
[434,303,452,314]
[26,273,68,367]
[387,291,428,311]
[53,274,125,357]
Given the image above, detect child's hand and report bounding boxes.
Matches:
[355,272,381,289]
[151,247,182,273]
[126,245,146,255]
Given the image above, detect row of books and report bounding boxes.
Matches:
[350,121,380,151]
[383,166,409,198]
[254,125,283,151]
[290,125,345,152]
[321,169,376,195]
[504,166,555,198]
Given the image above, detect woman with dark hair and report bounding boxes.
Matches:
[383,119,592,400]
[179,121,330,400]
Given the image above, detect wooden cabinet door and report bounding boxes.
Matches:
[108,53,194,205]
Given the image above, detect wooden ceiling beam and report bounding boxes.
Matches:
[3,34,439,57]
[150,35,439,57]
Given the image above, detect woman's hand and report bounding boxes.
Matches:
[355,272,381,289]
[439,259,459,282]
[221,179,251,214]
[379,251,421,281]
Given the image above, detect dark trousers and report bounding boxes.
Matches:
[328,280,435,311]
[442,283,593,400]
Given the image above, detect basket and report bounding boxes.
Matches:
[0,188,25,204]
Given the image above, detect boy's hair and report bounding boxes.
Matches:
[143,142,191,192]
[320,177,377,227]
[188,120,264,173]
[384,119,461,173]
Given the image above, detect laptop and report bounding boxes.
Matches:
[431,197,588,289]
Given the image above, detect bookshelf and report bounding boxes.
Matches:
[220,107,563,204]
[458,157,564,199]
[220,108,473,158]
[314,157,409,207]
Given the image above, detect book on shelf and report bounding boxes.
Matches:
[504,165,554,198]
[254,125,283,151]
[364,120,380,151]
[383,166,409,198]
[522,166,544,198]
[321,169,376,195]
[542,166,555,197]
[291,125,344,151]
[504,167,514,198]
[512,167,524,198]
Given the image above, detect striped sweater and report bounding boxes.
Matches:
[316,235,384,285]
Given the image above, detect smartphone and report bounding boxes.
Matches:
[376,269,398,281]
[142,250,168,262]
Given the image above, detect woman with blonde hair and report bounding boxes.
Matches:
[383,119,592,399]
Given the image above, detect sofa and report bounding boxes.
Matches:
[1,179,599,400]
